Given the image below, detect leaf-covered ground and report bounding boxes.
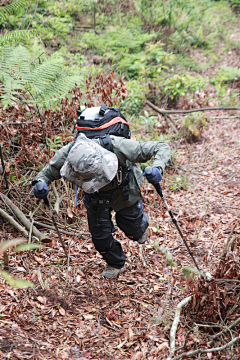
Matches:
[0,109,240,359]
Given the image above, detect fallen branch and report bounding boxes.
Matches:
[33,220,89,236]
[171,335,240,360]
[0,192,45,240]
[146,100,240,115]
[0,208,28,237]
[167,296,192,360]
[208,316,240,345]
[175,327,194,352]
[164,114,178,134]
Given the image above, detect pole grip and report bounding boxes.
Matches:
[154,183,163,198]
[44,197,50,207]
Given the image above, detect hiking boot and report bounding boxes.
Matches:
[138,227,149,244]
[101,265,125,279]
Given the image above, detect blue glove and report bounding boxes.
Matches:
[143,167,162,185]
[33,181,48,199]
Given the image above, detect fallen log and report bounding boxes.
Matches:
[0,192,45,240]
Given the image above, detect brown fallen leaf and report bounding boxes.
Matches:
[67,207,74,218]
[59,307,65,316]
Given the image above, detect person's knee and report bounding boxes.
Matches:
[129,216,149,241]
[116,201,149,241]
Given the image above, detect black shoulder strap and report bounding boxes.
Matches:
[99,134,113,152]
[99,104,108,117]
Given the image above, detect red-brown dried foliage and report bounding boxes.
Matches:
[0,71,126,189]
[185,237,240,325]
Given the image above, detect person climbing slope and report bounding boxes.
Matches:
[33,105,171,278]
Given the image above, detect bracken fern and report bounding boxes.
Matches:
[0,0,34,23]
[0,45,83,109]
[0,29,38,46]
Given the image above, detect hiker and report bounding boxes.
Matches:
[33,105,171,278]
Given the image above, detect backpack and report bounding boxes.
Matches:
[75,104,131,151]
[73,104,133,201]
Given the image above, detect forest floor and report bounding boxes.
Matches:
[0,109,240,360]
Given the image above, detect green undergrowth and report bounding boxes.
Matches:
[0,0,239,116]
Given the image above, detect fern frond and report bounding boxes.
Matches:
[0,45,30,78]
[0,29,38,46]
[0,74,25,109]
[0,0,33,23]
[9,45,30,76]
[218,66,240,80]
[34,74,83,105]
[26,59,65,90]
[0,44,84,109]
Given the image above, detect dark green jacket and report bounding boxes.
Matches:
[35,135,171,212]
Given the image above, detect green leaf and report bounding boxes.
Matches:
[14,244,42,252]
[159,245,177,267]
[0,271,34,288]
[0,238,24,255]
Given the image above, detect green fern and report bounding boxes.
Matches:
[37,74,82,106]
[0,29,38,46]
[0,0,33,23]
[218,66,240,81]
[0,45,83,109]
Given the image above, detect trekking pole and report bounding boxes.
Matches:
[145,166,202,274]
[43,197,68,260]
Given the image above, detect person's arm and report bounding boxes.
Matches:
[33,143,71,185]
[110,137,171,173]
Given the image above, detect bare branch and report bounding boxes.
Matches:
[172,335,240,360]
[167,296,192,360]
[164,114,178,134]
[146,99,240,115]
[33,221,89,237]
[209,316,240,345]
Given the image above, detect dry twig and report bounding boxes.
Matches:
[171,335,240,360]
[220,223,238,258]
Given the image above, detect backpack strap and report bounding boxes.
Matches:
[99,104,109,117]
[119,163,134,201]
[99,134,113,152]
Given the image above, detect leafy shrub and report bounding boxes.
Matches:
[160,74,207,101]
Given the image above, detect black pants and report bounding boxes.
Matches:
[83,194,149,269]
